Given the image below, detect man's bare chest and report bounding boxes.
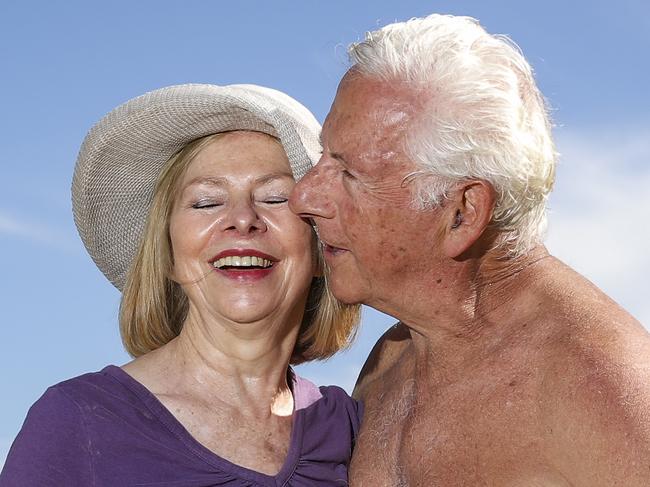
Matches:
[351,366,560,486]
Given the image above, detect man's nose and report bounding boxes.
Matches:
[220,200,267,235]
[289,160,335,220]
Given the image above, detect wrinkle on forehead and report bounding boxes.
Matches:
[366,101,416,171]
[325,72,429,179]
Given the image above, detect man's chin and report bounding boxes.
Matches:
[329,274,366,306]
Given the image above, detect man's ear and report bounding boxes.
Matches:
[442,180,495,258]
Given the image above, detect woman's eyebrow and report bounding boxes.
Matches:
[184,172,293,188]
[254,172,294,185]
[185,176,228,187]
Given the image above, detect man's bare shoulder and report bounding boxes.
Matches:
[542,334,650,484]
[535,259,650,484]
[352,322,412,401]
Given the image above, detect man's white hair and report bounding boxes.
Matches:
[348,14,557,256]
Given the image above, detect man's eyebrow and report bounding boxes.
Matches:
[330,151,349,166]
[319,133,347,162]
[319,137,349,165]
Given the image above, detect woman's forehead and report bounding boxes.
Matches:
[183,132,291,180]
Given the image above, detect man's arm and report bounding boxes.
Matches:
[543,323,650,486]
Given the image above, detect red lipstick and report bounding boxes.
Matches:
[209,248,278,282]
[211,248,278,262]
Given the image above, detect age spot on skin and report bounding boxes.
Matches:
[436,278,442,284]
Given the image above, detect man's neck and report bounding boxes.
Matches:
[385,245,552,373]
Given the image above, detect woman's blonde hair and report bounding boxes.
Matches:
[119,132,360,364]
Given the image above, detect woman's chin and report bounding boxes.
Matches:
[208,300,284,327]
[222,309,275,325]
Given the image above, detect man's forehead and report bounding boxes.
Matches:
[319,73,424,177]
[323,73,420,146]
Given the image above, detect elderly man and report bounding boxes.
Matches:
[290,13,650,487]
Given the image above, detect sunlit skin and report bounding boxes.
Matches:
[290,72,453,317]
[123,131,318,475]
[290,72,650,486]
[169,132,316,330]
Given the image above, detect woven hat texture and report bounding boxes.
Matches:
[72,83,321,290]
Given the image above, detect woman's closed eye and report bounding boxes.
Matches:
[261,196,289,205]
[191,199,224,209]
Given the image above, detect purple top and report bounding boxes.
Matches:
[1,366,362,486]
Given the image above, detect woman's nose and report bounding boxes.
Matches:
[289,160,335,220]
[220,200,267,235]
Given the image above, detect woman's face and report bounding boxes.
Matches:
[168,131,317,326]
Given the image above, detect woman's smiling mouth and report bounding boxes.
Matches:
[212,255,274,269]
[209,249,278,280]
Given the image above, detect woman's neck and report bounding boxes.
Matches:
[126,308,302,417]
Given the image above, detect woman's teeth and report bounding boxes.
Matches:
[212,256,273,269]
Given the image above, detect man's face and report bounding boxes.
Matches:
[290,72,446,311]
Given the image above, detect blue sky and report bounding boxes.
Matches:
[1,0,649,466]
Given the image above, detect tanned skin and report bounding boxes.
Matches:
[352,257,650,486]
[291,72,650,486]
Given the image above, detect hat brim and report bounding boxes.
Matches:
[72,84,321,290]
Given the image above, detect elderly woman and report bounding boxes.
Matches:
[1,84,361,485]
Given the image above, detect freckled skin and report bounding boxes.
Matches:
[291,72,447,312]
[291,73,650,486]
[124,132,316,476]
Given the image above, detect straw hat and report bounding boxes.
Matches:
[72,83,321,291]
